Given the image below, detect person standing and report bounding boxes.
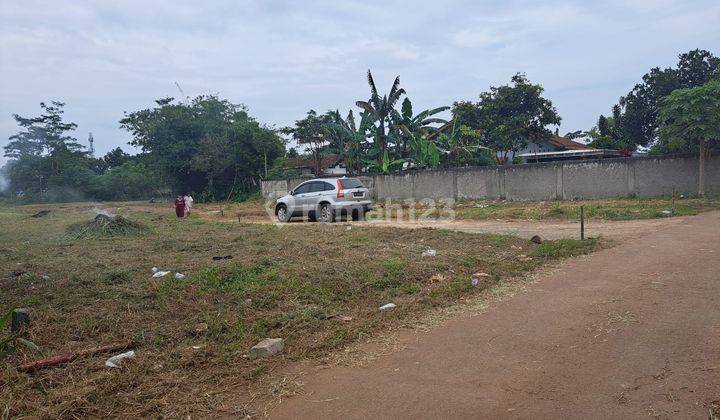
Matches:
[174,195,186,218]
[184,193,194,216]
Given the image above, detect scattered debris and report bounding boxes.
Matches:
[471,272,491,287]
[151,266,158,274]
[430,274,446,283]
[41,275,50,281]
[105,350,136,368]
[530,235,543,244]
[421,248,437,257]
[191,345,205,350]
[152,271,170,278]
[379,303,397,311]
[346,226,352,231]
[661,210,672,215]
[67,214,149,239]
[30,210,51,218]
[336,315,353,322]
[212,255,233,261]
[11,308,30,335]
[174,272,186,280]
[243,298,253,306]
[17,341,135,373]
[250,338,285,359]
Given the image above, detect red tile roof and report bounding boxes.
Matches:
[547,135,590,150]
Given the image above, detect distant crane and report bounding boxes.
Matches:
[174,81,188,103]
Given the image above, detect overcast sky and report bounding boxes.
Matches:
[1,0,718,164]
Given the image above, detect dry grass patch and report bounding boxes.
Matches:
[0,201,605,417]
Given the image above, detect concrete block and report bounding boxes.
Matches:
[250,338,284,359]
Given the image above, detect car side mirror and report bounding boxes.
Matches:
[289,190,294,196]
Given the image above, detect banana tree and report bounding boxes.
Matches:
[355,70,406,168]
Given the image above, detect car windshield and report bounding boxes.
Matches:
[340,178,363,189]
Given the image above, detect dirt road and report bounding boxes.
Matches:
[366,216,690,241]
[269,211,720,419]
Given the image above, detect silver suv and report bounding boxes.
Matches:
[275,177,373,223]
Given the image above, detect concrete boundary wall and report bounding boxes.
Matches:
[262,155,719,201]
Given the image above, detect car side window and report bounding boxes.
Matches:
[309,182,325,193]
[322,182,335,191]
[294,183,310,194]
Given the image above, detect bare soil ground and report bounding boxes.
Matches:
[268,211,720,419]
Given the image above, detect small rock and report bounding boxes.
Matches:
[379,303,397,311]
[421,249,437,257]
[250,338,284,359]
[530,235,543,244]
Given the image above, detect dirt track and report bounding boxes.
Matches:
[268,211,720,419]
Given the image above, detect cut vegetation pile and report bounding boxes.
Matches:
[67,214,150,239]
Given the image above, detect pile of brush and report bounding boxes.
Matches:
[67,214,150,239]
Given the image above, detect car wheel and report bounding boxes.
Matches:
[276,204,290,223]
[318,203,335,223]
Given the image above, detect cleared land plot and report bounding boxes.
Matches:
[0,202,602,417]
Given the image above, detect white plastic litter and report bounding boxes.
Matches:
[152,271,170,278]
[346,226,352,231]
[421,249,437,257]
[105,350,136,368]
[379,303,397,311]
[661,210,672,215]
[174,272,186,280]
[151,266,158,274]
[471,272,490,287]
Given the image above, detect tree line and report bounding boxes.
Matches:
[2,48,718,202]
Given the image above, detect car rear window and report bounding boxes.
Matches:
[340,178,364,189]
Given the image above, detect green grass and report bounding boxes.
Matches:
[455,196,720,221]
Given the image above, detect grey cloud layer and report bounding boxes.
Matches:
[1,0,718,162]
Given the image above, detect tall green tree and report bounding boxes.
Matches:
[603,49,719,149]
[121,96,283,199]
[453,74,561,163]
[3,101,92,200]
[281,110,335,175]
[658,78,720,195]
